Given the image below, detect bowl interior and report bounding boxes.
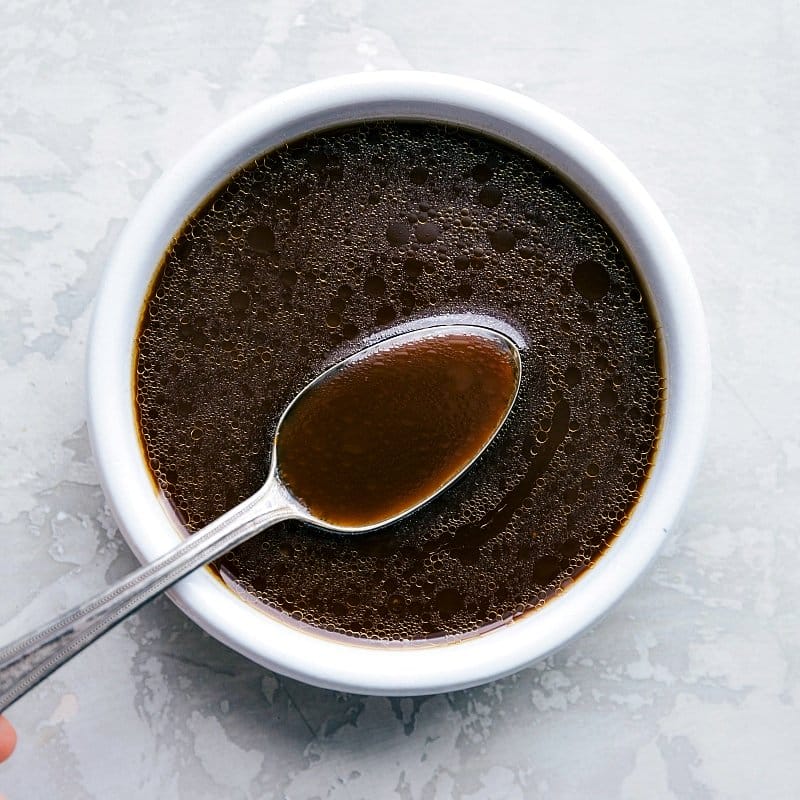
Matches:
[87,72,710,695]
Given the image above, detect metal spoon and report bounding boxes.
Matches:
[0,324,520,712]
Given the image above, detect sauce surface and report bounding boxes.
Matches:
[277,331,518,528]
[134,121,664,642]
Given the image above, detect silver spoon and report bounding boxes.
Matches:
[0,324,520,712]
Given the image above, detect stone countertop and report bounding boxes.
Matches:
[1,2,798,797]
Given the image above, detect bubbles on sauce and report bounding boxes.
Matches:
[415,222,439,243]
[478,185,502,207]
[573,259,611,301]
[245,224,275,254]
[488,228,516,253]
[135,121,663,642]
[364,274,386,297]
[386,221,411,245]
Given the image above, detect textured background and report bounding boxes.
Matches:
[1,1,798,797]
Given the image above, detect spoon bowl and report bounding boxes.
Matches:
[275,323,521,533]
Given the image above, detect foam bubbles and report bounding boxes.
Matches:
[135,121,663,643]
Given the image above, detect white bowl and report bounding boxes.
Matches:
[87,72,710,696]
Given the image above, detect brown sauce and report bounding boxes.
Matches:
[134,121,664,642]
[276,330,518,529]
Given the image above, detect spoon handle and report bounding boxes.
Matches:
[0,477,296,713]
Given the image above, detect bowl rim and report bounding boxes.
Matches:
[87,71,710,696]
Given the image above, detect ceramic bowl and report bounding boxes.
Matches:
[87,72,710,695]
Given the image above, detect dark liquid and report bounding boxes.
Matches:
[135,121,663,641]
[277,330,518,528]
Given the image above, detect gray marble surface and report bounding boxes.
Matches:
[1,1,798,797]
